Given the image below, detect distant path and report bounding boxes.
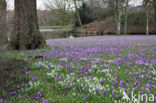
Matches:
[40,29,71,32]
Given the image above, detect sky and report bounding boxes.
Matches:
[7,0,143,10]
[7,0,46,10]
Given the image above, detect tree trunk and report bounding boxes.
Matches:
[116,16,121,35]
[116,0,121,35]
[0,0,7,46]
[82,0,84,4]
[124,0,128,34]
[146,6,149,35]
[154,0,156,22]
[90,0,94,7]
[10,0,46,50]
[74,0,82,27]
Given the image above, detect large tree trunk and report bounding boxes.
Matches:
[10,0,46,50]
[0,0,7,46]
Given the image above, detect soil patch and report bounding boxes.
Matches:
[0,58,28,97]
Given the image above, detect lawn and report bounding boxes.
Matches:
[0,36,155,103]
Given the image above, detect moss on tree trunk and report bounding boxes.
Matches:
[10,0,46,50]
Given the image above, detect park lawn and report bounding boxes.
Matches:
[0,35,155,103]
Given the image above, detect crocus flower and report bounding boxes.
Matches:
[49,98,52,102]
[78,93,80,97]
[63,94,65,97]
[26,71,31,75]
[43,99,48,103]
[98,91,101,95]
[100,78,105,85]
[83,97,85,101]
[0,98,3,103]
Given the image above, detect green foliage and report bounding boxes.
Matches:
[78,3,93,25]
[74,12,81,27]
[127,11,155,26]
[128,11,146,25]
[49,8,73,26]
[120,14,125,24]
[75,3,114,27]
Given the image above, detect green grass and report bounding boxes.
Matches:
[0,48,154,103]
[0,36,155,103]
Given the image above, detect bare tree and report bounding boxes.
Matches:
[10,0,46,50]
[108,0,123,35]
[45,0,67,9]
[0,0,8,45]
[124,0,129,34]
[144,0,152,35]
[73,0,82,27]
[45,0,72,26]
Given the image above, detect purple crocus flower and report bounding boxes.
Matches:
[95,88,98,91]
[134,88,137,91]
[63,94,65,97]
[98,91,101,95]
[141,91,144,94]
[43,99,48,103]
[34,96,39,100]
[100,78,105,85]
[49,98,52,102]
[32,74,35,79]
[54,76,57,81]
[103,90,107,97]
[26,71,31,75]
[33,99,35,103]
[119,81,124,87]
[0,98,3,103]
[125,83,128,87]
[40,92,45,97]
[83,97,85,101]
[78,93,80,97]
[104,64,108,68]
[79,73,83,77]
[19,96,21,99]
[58,76,61,80]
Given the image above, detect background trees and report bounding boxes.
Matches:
[0,0,8,46]
[10,0,46,50]
[45,0,73,26]
[31,0,155,35]
[108,0,123,35]
[73,0,82,27]
[3,0,155,41]
[78,3,93,25]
